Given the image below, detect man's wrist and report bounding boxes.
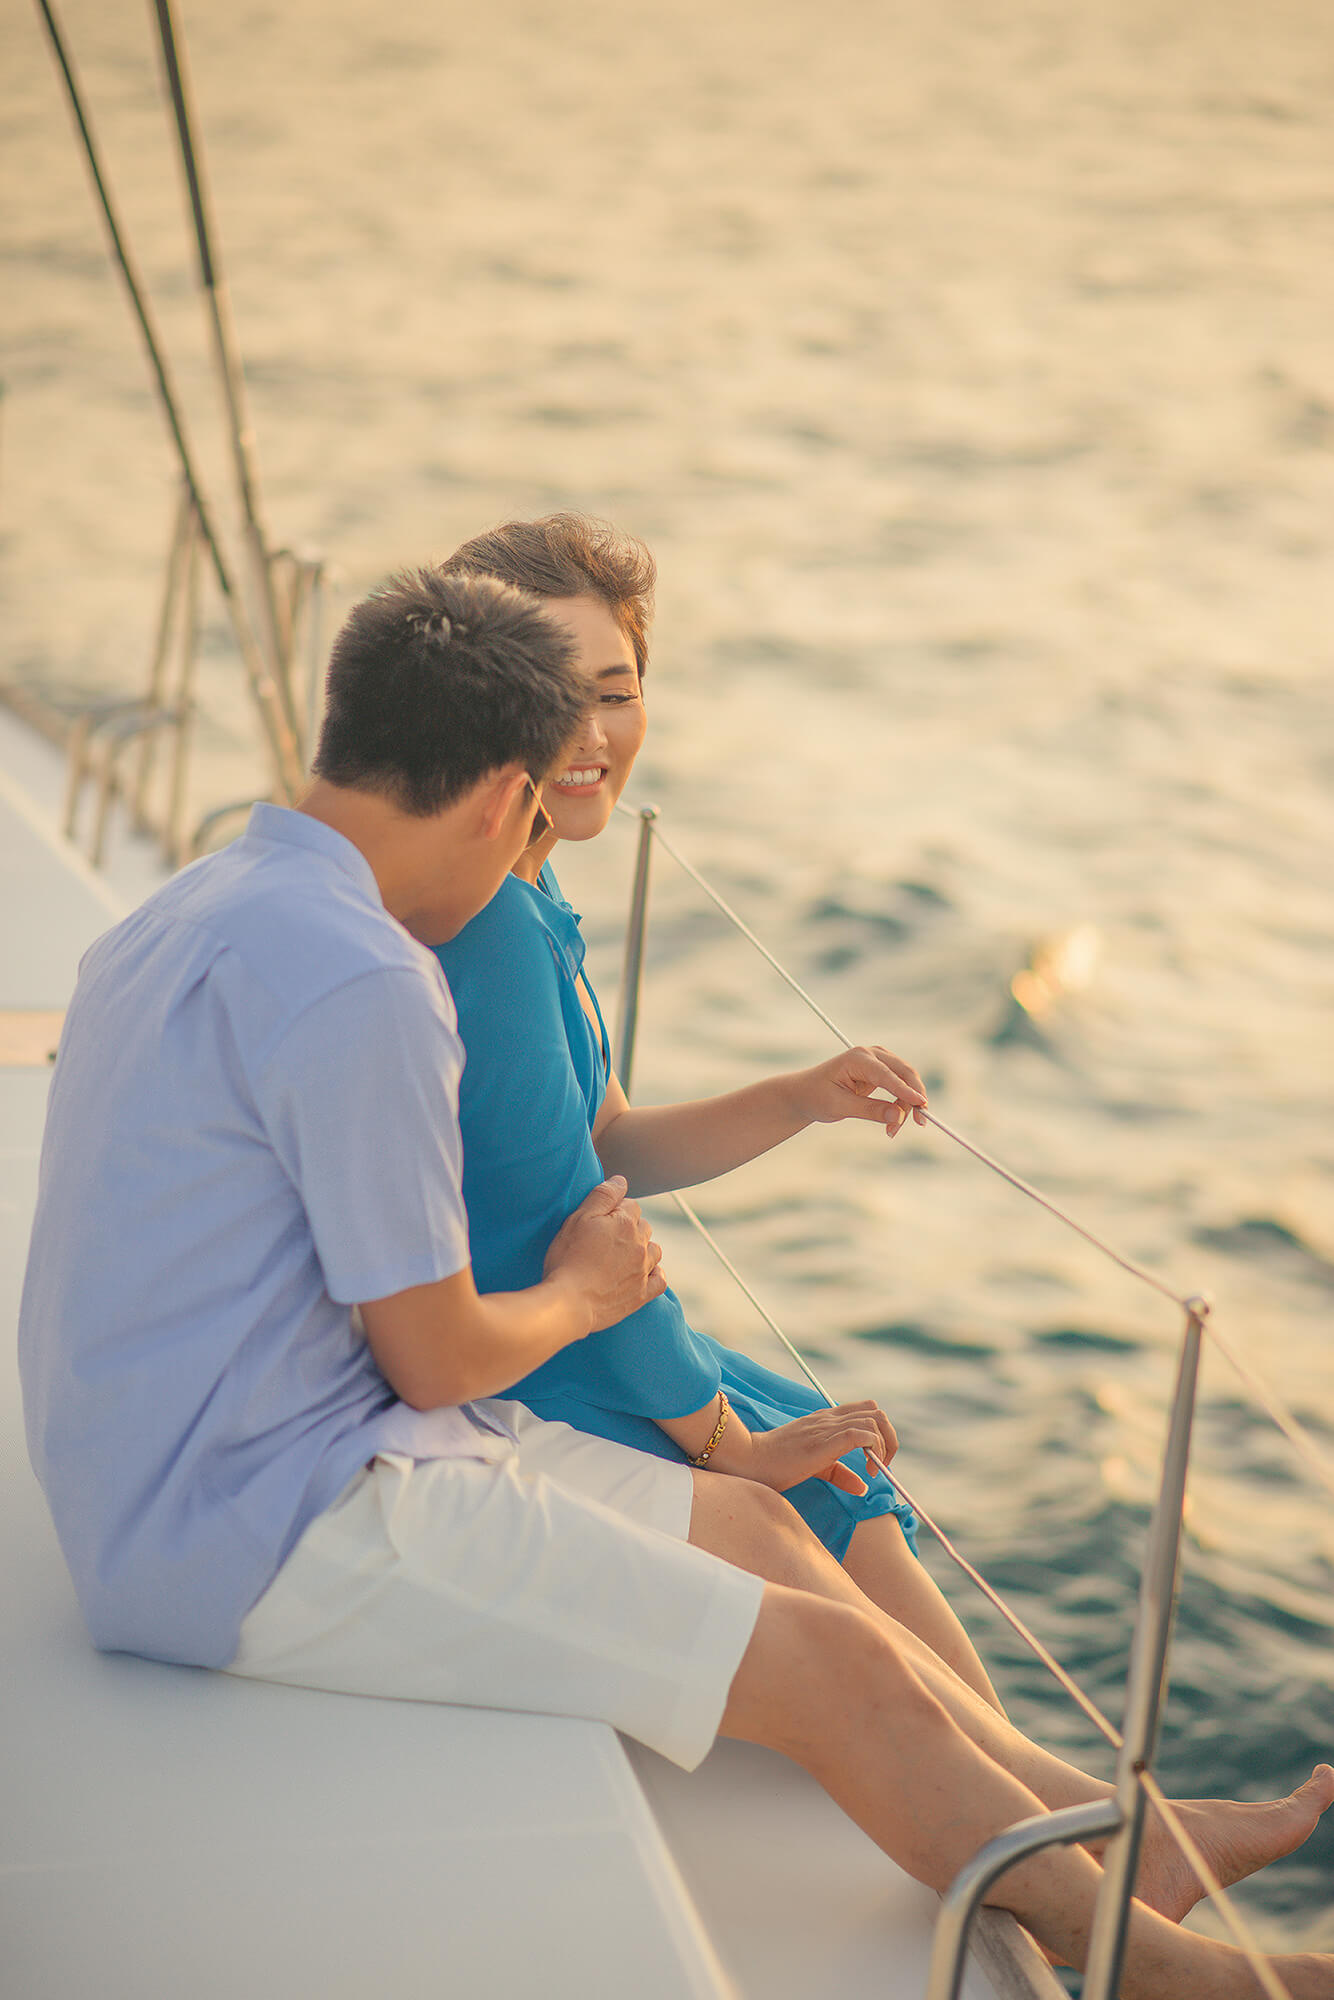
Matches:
[538,1265,596,1341]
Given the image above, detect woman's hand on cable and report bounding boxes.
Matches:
[789,1046,928,1138]
[724,1401,899,1496]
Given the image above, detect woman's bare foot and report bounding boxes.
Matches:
[1134,1766,1334,1923]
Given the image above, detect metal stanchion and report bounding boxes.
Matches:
[162,511,203,866]
[614,805,657,1095]
[927,1800,1123,2000]
[150,0,300,757]
[33,0,303,803]
[1080,1294,1210,1999]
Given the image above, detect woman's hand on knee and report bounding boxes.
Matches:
[743,1401,898,1496]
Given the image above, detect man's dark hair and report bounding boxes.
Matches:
[312,568,587,815]
[444,513,656,680]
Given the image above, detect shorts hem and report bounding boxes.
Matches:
[654,1560,765,1771]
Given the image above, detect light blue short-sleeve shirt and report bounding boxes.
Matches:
[19,805,504,1670]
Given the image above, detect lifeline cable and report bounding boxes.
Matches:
[149,0,300,751]
[667,1186,1124,1752]
[631,811,1319,1993]
[621,802,1332,1742]
[645,811,1193,1311]
[638,808,1334,1498]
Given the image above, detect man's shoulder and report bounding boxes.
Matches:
[91,832,441,1036]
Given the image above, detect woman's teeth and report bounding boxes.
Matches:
[555,768,603,787]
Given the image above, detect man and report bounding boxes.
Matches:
[19,568,1331,1997]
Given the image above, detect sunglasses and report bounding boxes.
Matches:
[523,773,555,849]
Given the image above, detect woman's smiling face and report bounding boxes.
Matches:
[542,595,647,841]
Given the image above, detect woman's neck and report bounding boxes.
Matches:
[511,832,559,884]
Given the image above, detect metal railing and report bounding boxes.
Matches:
[610,800,1332,2000]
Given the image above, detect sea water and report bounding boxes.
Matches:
[3,0,1332,1952]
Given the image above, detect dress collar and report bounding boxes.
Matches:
[510,865,585,978]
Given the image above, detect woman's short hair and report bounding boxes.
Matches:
[444,513,656,680]
[312,568,587,816]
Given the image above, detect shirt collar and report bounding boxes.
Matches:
[244,803,384,908]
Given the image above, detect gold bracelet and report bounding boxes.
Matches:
[688,1391,730,1468]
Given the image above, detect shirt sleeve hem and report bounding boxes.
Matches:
[328,1244,471,1308]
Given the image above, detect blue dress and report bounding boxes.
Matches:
[434,865,917,1561]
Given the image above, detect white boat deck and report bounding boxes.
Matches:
[0,712,1057,1999]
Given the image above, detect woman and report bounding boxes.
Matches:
[434,512,1002,1708]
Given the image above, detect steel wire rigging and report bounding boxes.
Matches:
[630,805,1334,1505]
[614,800,1328,2000]
[31,0,304,803]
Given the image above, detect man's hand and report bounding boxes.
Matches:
[791,1046,927,1138]
[543,1176,666,1332]
[359,1184,663,1410]
[723,1400,899,1495]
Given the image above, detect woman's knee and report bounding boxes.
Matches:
[689,1471,816,1580]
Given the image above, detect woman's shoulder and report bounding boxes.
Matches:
[435,872,544,966]
[433,874,554,1012]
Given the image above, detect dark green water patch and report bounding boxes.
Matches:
[1192,1216,1334,1287]
[682,1195,814,1230]
[796,878,958,984]
[805,895,911,944]
[1096,1096,1192,1124]
[897,879,952,909]
[852,1318,998,1359]
[1194,1397,1317,1485]
[925,1387,1015,1424]
[639,906,736,969]
[811,943,863,976]
[986,998,1056,1053]
[525,402,645,426]
[1032,1325,1141,1353]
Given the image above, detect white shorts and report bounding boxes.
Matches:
[227,1402,764,1771]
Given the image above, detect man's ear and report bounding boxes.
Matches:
[477,764,531,842]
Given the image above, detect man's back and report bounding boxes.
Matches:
[19,805,477,1668]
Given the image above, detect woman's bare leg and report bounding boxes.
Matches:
[843,1510,1005,1711]
[691,1471,1103,1801]
[725,1584,1334,1999]
[690,1472,1334,1917]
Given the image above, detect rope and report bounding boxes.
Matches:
[669,1190,1122,1749]
[909,1114,1192,1312]
[637,807,1210,1743]
[31,0,303,801]
[670,1185,1313,1994]
[630,804,1330,1975]
[644,813,1193,1311]
[149,0,299,748]
[638,810,1332,1503]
